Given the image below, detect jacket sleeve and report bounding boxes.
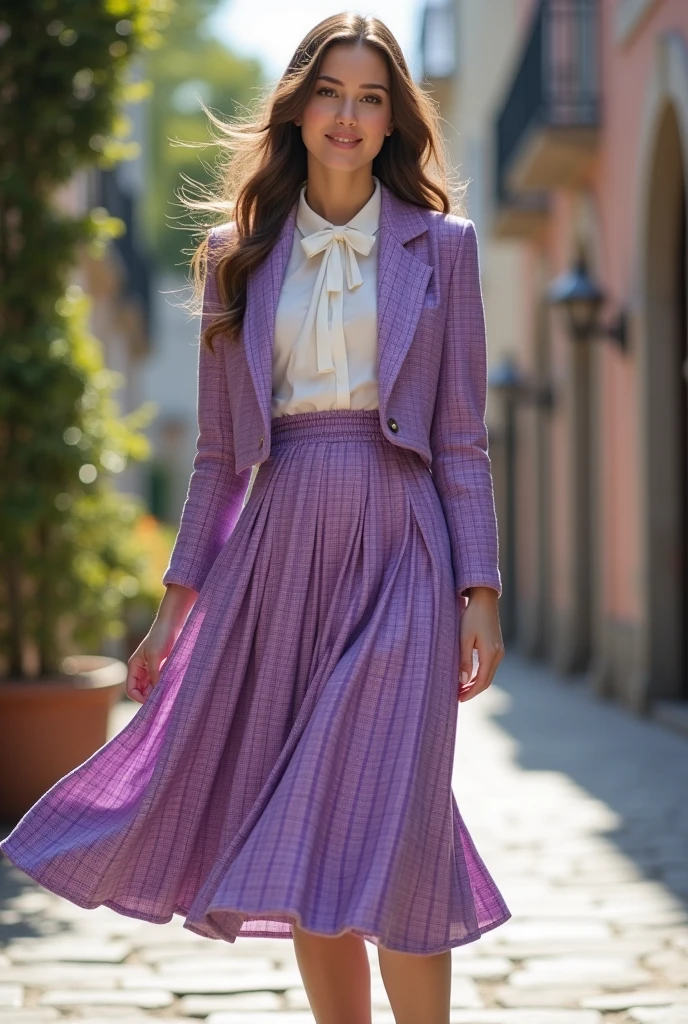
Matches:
[429,218,502,600]
[162,229,252,592]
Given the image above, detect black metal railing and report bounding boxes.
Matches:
[495,0,600,206]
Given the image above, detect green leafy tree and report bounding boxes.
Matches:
[141,0,264,268]
[0,1,174,681]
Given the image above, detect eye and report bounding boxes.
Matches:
[315,87,383,104]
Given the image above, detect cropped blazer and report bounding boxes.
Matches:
[162,180,502,601]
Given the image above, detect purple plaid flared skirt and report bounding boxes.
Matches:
[0,408,511,954]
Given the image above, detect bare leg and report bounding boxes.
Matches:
[291,921,372,1024]
[377,945,451,1024]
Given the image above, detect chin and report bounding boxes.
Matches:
[314,149,370,172]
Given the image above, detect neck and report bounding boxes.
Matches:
[304,160,376,225]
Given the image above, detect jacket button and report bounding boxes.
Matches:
[387,417,399,433]
[258,435,264,448]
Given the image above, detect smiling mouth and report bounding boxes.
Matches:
[326,134,362,146]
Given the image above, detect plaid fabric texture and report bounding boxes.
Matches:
[162,183,502,600]
[0,410,511,954]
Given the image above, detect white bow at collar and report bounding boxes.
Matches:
[299,224,376,375]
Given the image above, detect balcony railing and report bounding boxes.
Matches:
[495,0,600,202]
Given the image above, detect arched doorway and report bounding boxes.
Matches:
[645,101,688,703]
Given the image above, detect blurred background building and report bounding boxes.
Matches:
[421,0,688,727]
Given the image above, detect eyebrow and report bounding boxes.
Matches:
[316,74,389,94]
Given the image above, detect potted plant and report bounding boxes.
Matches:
[0,1,173,819]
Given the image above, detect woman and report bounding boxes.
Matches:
[0,12,511,1023]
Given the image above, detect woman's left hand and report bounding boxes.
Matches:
[458,587,505,702]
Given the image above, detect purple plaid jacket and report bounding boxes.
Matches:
[162,180,502,600]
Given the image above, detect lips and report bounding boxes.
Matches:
[326,134,362,149]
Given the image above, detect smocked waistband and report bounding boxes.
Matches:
[269,409,384,445]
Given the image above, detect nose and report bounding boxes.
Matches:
[336,99,357,125]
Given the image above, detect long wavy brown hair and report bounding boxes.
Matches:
[179,12,466,353]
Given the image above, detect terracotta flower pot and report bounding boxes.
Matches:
[0,655,127,820]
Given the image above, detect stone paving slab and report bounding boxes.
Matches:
[494,985,606,1007]
[6,938,132,963]
[446,976,483,1008]
[507,954,653,988]
[180,990,285,1015]
[580,990,688,1011]
[445,1014,604,1024]
[0,983,22,1007]
[644,949,688,985]
[134,942,244,963]
[37,987,175,1008]
[0,1013,60,1023]
[0,964,156,986]
[629,1010,688,1023]
[478,938,658,959]
[283,987,322,1011]
[206,1013,315,1024]
[60,1017,159,1024]
[479,919,614,945]
[154,954,277,973]
[68,1013,161,1021]
[450,956,513,979]
[122,967,304,994]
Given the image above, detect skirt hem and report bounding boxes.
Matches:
[0,845,512,956]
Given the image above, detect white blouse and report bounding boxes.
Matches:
[271,176,381,418]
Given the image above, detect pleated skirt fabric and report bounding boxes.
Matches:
[0,408,511,955]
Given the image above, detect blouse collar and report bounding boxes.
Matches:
[296,175,382,239]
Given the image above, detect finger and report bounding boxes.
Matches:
[459,672,490,701]
[459,631,476,695]
[127,663,149,688]
[137,675,155,701]
[126,676,146,704]
[460,644,503,701]
[126,654,151,703]
[138,650,156,688]
[148,652,164,688]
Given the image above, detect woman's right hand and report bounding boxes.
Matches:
[126,583,198,704]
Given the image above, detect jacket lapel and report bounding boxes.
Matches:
[375,183,432,412]
[242,199,298,437]
[242,181,432,438]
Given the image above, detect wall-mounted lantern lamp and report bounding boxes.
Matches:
[547,253,627,352]
[489,353,555,410]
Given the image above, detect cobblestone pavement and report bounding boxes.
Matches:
[2,649,688,1023]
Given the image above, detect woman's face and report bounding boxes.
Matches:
[296,43,393,173]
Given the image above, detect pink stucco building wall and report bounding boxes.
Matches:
[498,0,688,709]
